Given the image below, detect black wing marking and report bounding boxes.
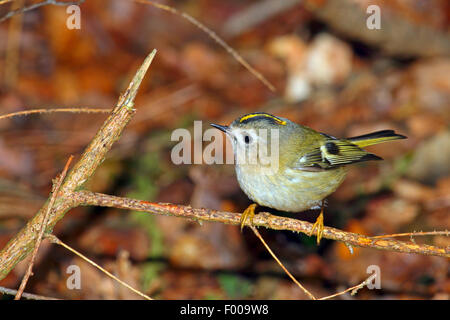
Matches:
[295,140,382,170]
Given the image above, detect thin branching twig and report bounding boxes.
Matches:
[319,275,375,300]
[371,230,449,239]
[1,0,276,92]
[251,226,316,300]
[14,155,73,299]
[134,0,276,92]
[0,108,111,121]
[0,0,85,23]
[0,285,60,300]
[251,225,382,300]
[46,235,152,300]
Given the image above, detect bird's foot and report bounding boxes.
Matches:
[240,203,257,231]
[309,208,324,245]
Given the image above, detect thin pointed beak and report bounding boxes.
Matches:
[210,123,229,133]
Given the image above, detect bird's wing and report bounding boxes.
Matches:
[293,139,382,171]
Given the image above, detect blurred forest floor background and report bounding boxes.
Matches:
[0,0,449,299]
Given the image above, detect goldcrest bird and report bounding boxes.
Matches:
[211,112,406,244]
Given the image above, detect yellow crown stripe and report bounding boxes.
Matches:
[239,113,286,125]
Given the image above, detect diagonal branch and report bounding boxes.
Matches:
[69,191,449,258]
[14,155,73,300]
[0,49,157,281]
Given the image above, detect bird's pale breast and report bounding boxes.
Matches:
[235,165,348,212]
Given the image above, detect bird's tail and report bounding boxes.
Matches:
[347,130,407,148]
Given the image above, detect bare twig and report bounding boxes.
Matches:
[0,285,60,300]
[46,235,152,300]
[0,0,85,23]
[134,0,276,92]
[371,230,450,239]
[253,223,380,300]
[253,224,380,300]
[0,108,111,121]
[251,226,316,300]
[1,0,276,92]
[319,275,374,300]
[68,191,450,258]
[14,155,73,300]
[222,0,302,37]
[0,49,157,281]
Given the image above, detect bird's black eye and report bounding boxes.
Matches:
[244,135,251,144]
